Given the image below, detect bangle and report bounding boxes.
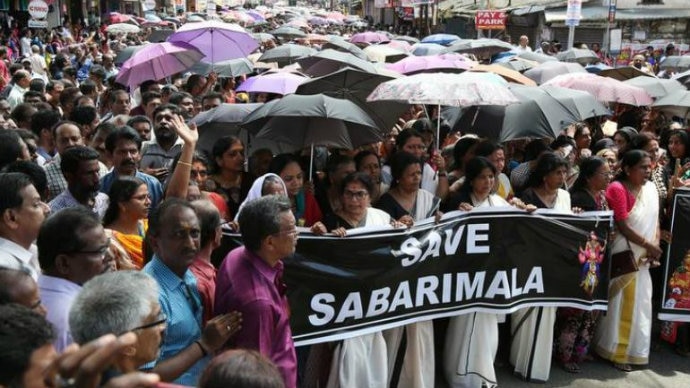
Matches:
[195,340,208,357]
[177,161,193,167]
[438,172,448,177]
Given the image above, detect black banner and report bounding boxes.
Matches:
[222,209,613,346]
[660,189,690,324]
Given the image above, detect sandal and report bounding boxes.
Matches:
[614,363,632,372]
[563,362,581,373]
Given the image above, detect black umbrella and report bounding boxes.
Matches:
[187,58,255,78]
[114,45,147,66]
[322,38,368,60]
[148,28,175,43]
[297,49,378,77]
[296,67,408,133]
[258,44,316,66]
[269,26,306,40]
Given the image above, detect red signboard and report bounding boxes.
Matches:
[475,10,506,30]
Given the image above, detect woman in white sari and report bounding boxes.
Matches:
[513,152,574,382]
[375,152,438,388]
[234,173,287,221]
[593,150,662,372]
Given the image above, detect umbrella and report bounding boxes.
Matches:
[394,35,420,44]
[362,45,408,63]
[109,12,134,24]
[470,64,537,86]
[386,54,472,75]
[322,38,368,60]
[187,58,254,77]
[106,23,140,34]
[584,63,612,74]
[445,39,514,57]
[259,44,316,65]
[114,45,147,66]
[116,42,204,88]
[148,28,175,43]
[411,43,446,56]
[187,15,206,23]
[241,94,382,152]
[252,32,275,43]
[309,16,330,26]
[297,49,378,77]
[598,66,654,81]
[540,85,611,121]
[286,19,309,29]
[269,26,307,39]
[457,84,579,142]
[524,61,586,84]
[168,21,258,63]
[623,76,685,98]
[190,103,264,155]
[236,72,307,95]
[247,52,278,70]
[516,51,558,64]
[671,69,690,86]
[543,73,654,106]
[386,40,413,52]
[660,56,690,71]
[495,58,539,72]
[296,67,407,132]
[556,48,599,65]
[349,31,390,45]
[652,90,690,118]
[421,33,461,46]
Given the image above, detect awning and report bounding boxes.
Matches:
[546,6,690,22]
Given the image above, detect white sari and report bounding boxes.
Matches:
[383,189,437,388]
[510,188,570,382]
[445,194,508,388]
[593,181,658,365]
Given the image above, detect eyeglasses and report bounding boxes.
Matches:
[273,228,298,238]
[190,169,208,177]
[128,311,167,333]
[65,238,111,259]
[344,190,369,200]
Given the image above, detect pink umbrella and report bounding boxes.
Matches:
[236,72,307,95]
[542,73,653,106]
[116,42,204,88]
[385,54,472,75]
[349,31,390,45]
[385,40,412,52]
[167,20,258,63]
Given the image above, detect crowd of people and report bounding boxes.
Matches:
[0,7,689,388]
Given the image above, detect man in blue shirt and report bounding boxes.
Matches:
[143,198,241,386]
[99,126,164,209]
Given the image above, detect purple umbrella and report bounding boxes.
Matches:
[167,20,258,63]
[309,16,330,26]
[386,54,473,75]
[349,31,390,45]
[116,41,204,88]
[236,72,307,95]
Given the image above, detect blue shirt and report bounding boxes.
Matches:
[100,170,164,210]
[143,256,208,386]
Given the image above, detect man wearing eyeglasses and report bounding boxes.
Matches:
[215,195,298,388]
[36,207,114,353]
[69,271,165,379]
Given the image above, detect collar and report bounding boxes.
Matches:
[0,236,32,261]
[38,274,82,292]
[148,255,195,291]
[244,247,282,284]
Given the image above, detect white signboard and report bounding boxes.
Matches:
[28,0,49,29]
[143,0,157,11]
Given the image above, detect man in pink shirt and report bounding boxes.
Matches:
[215,195,297,388]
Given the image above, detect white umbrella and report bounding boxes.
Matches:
[106,23,141,34]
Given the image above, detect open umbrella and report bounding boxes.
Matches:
[296,67,407,132]
[421,33,460,46]
[540,85,611,121]
[543,73,654,106]
[470,64,537,86]
[457,84,579,142]
[109,12,135,24]
[114,45,147,66]
[187,57,254,78]
[556,48,599,65]
[148,28,175,43]
[236,72,307,95]
[297,49,378,77]
[259,44,316,66]
[524,61,586,84]
[516,51,558,64]
[252,32,276,43]
[394,35,420,44]
[652,90,690,118]
[445,39,514,58]
[349,31,390,45]
[495,57,539,73]
[671,69,690,86]
[168,20,257,63]
[411,43,446,56]
[116,42,204,88]
[660,56,690,71]
[598,66,654,81]
[322,38,368,60]
[269,26,307,40]
[362,45,408,63]
[106,23,140,34]
[584,63,612,74]
[623,76,685,98]
[190,103,264,155]
[386,54,472,75]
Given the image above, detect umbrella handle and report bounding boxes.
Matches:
[309,143,314,183]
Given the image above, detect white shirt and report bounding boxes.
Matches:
[7,83,27,109]
[0,236,40,280]
[513,45,533,54]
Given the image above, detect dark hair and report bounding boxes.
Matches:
[615,149,650,182]
[169,91,193,105]
[89,64,106,80]
[325,154,354,176]
[452,136,481,170]
[339,171,375,196]
[141,91,162,106]
[0,304,55,386]
[550,134,576,151]
[211,136,242,172]
[30,109,61,138]
[0,131,25,170]
[473,140,501,158]
[461,156,497,195]
[395,128,424,151]
[104,126,142,153]
[268,153,300,176]
[199,349,285,388]
[526,152,569,189]
[0,268,33,305]
[202,92,224,103]
[191,200,221,248]
[60,146,100,176]
[0,173,33,215]
[668,129,690,166]
[147,198,196,239]
[103,176,146,226]
[354,150,380,171]
[2,162,48,201]
[23,90,45,102]
[524,139,549,162]
[126,115,152,129]
[29,78,46,93]
[388,151,422,188]
[79,79,97,96]
[573,122,590,140]
[591,138,615,155]
[59,86,81,108]
[238,195,291,251]
[37,207,101,272]
[139,80,159,94]
[109,89,129,104]
[69,105,98,127]
[629,132,658,152]
[10,103,36,125]
[152,103,180,120]
[571,156,607,192]
[185,74,205,93]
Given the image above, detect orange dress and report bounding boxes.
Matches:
[112,219,148,269]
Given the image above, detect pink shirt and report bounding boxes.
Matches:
[606,181,635,222]
[214,247,297,388]
[190,258,216,326]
